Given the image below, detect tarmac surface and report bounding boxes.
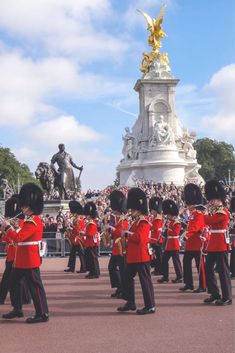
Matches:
[0,256,234,353]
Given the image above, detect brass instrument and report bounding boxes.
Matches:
[64,216,85,250]
[100,212,113,247]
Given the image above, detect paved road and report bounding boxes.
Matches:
[0,257,234,353]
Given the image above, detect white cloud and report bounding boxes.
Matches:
[26,115,102,146]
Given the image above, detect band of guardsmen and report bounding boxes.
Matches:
[0,179,234,323]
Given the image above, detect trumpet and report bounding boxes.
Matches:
[0,211,23,230]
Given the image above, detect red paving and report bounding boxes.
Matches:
[0,256,234,353]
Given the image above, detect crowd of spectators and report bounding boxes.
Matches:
[41,179,234,240]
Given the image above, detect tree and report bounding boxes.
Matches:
[194,138,235,182]
[0,147,39,192]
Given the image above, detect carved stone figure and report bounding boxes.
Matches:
[180,130,197,160]
[0,178,13,199]
[50,144,83,199]
[122,127,137,160]
[149,115,174,146]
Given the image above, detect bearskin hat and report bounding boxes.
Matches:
[162,199,179,216]
[126,187,148,215]
[230,196,235,213]
[69,201,83,215]
[5,195,20,218]
[205,180,226,201]
[18,183,44,215]
[183,183,203,206]
[149,196,162,214]
[83,201,97,218]
[109,190,127,214]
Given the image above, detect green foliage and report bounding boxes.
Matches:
[194,138,235,182]
[0,147,39,191]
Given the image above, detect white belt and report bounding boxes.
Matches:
[210,230,226,234]
[17,241,40,246]
[168,236,179,239]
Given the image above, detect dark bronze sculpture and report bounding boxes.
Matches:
[35,144,83,200]
[50,144,83,199]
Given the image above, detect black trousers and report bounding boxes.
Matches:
[86,247,100,277]
[108,254,125,291]
[205,252,232,300]
[150,244,163,272]
[68,245,86,272]
[123,262,155,309]
[230,246,235,277]
[161,250,182,280]
[9,267,49,316]
[0,261,31,304]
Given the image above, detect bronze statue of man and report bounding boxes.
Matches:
[51,144,83,200]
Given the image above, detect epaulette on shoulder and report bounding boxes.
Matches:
[216,207,227,215]
[156,215,163,220]
[24,216,37,226]
[87,220,95,225]
[173,218,181,225]
[137,215,151,226]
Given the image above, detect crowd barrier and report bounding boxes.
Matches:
[0,232,112,257]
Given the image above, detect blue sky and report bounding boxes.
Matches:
[0,0,234,190]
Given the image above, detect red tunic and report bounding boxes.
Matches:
[126,216,151,264]
[149,215,163,244]
[111,216,129,256]
[84,219,99,247]
[70,216,85,247]
[185,210,204,251]
[165,218,181,251]
[6,215,43,268]
[204,207,230,252]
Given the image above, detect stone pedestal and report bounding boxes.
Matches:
[117,60,203,186]
[43,200,70,217]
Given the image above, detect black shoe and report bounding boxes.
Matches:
[193,287,206,293]
[117,303,136,312]
[111,289,119,298]
[215,299,232,306]
[204,295,220,304]
[64,269,74,273]
[76,270,87,273]
[157,277,169,283]
[2,309,24,319]
[136,307,156,315]
[179,285,194,291]
[85,275,99,279]
[172,278,183,283]
[26,313,49,324]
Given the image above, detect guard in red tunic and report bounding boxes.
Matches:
[83,202,100,279]
[149,197,163,275]
[108,190,129,298]
[117,188,155,315]
[203,180,232,306]
[64,201,86,273]
[158,200,183,283]
[229,196,235,279]
[179,184,206,292]
[0,183,49,323]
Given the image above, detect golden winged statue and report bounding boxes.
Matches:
[137,4,169,74]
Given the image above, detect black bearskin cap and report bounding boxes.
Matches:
[183,183,203,206]
[109,190,127,214]
[162,199,179,216]
[5,196,20,218]
[149,197,162,214]
[69,201,83,215]
[18,183,44,215]
[126,188,148,215]
[205,180,226,201]
[83,202,97,218]
[230,196,235,213]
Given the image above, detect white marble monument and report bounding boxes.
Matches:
[117,6,203,186]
